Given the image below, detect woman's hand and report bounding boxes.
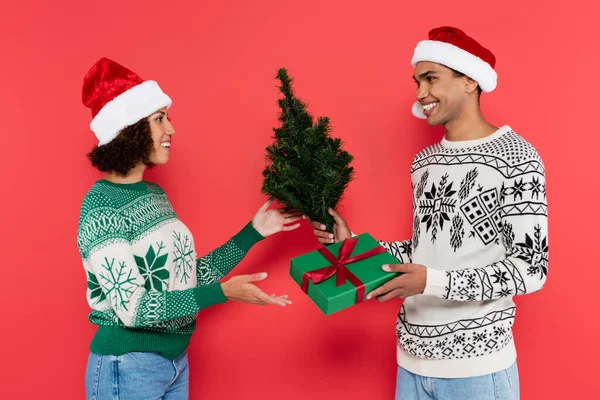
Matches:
[252,199,302,237]
[221,272,291,306]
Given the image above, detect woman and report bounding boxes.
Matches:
[78,57,300,399]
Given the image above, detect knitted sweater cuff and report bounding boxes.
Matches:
[423,268,449,298]
[232,221,265,253]
[193,282,228,308]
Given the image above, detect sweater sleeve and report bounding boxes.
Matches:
[423,152,549,302]
[378,239,413,264]
[195,221,265,286]
[78,195,227,328]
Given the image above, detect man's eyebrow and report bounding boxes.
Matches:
[413,71,437,80]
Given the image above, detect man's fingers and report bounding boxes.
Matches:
[375,288,404,302]
[366,286,385,299]
[313,230,335,243]
[328,208,345,224]
[367,278,403,299]
[382,263,411,273]
[308,219,328,231]
[313,229,334,239]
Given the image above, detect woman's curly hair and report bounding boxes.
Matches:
[87,117,154,176]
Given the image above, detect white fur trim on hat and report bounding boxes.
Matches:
[90,80,172,146]
[412,40,497,92]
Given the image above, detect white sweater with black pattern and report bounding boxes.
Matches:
[380,125,548,378]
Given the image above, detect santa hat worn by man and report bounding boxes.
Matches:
[411,26,497,119]
[82,57,172,146]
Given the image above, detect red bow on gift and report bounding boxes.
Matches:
[301,237,385,304]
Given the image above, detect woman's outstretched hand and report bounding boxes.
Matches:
[221,272,291,306]
[252,199,302,237]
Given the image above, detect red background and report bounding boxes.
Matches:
[1,0,598,398]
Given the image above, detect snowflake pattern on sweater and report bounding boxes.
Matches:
[77,180,263,344]
[379,126,548,373]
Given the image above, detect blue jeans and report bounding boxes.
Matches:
[85,351,189,400]
[395,361,519,400]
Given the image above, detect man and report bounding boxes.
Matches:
[309,26,548,399]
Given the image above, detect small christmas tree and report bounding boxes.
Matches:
[262,68,354,232]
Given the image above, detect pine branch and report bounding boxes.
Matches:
[262,68,354,231]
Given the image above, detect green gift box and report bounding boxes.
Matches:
[290,233,401,315]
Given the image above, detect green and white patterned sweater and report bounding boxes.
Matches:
[77,180,264,359]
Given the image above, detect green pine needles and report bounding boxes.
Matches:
[261,68,354,232]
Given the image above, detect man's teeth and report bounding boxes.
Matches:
[423,102,438,111]
[161,142,171,148]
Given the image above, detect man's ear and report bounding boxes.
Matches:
[465,76,480,94]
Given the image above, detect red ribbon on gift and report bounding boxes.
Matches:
[300,237,386,304]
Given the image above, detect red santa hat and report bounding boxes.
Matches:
[411,27,497,119]
[82,57,172,145]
